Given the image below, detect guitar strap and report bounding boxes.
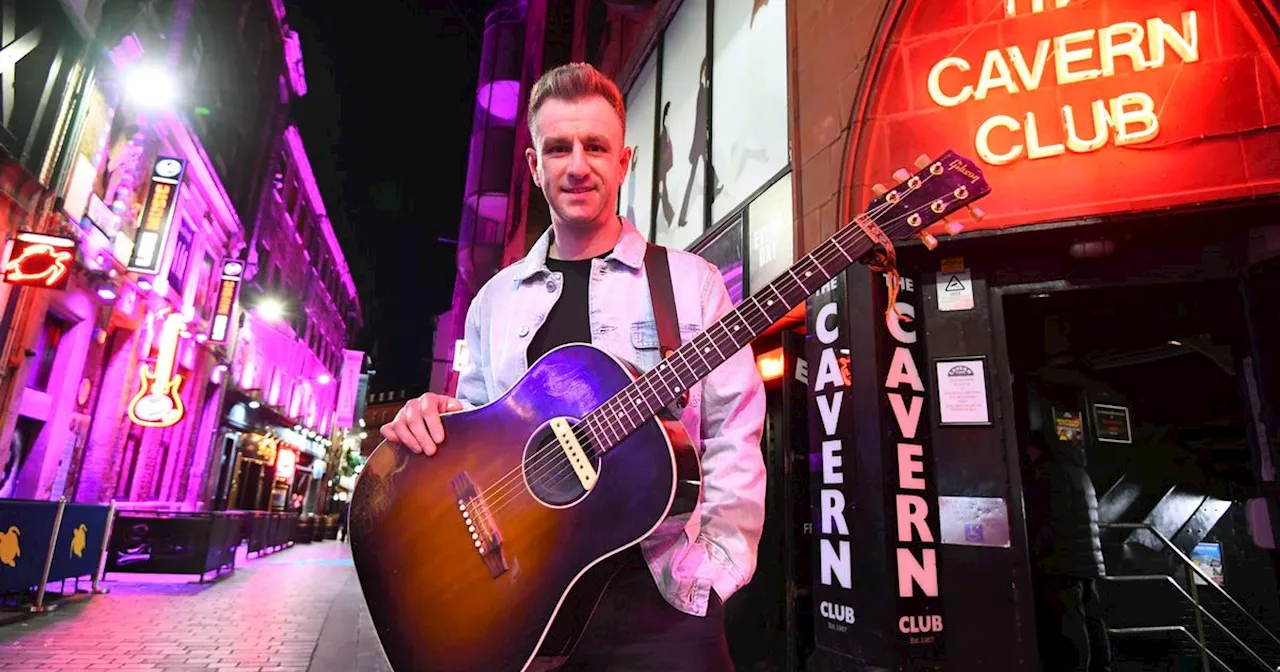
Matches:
[644,242,688,409]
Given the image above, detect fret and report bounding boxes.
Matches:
[806,252,831,279]
[786,268,808,295]
[690,335,713,371]
[719,318,742,349]
[769,284,790,309]
[830,238,854,262]
[599,410,618,447]
[638,363,667,414]
[702,331,725,360]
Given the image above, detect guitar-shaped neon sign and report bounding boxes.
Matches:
[127,313,187,428]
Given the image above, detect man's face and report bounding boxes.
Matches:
[525,96,631,231]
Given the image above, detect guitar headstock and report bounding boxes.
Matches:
[864,150,992,250]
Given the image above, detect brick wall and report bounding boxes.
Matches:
[789,0,895,260]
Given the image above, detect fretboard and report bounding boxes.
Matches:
[581,219,878,454]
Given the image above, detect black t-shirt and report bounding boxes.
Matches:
[526,256,601,364]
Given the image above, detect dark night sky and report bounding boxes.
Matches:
[282,0,496,392]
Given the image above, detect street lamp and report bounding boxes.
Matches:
[123,63,177,110]
[257,297,285,323]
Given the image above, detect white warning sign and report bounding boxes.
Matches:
[936,270,974,312]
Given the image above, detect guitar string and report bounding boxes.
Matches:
[469,178,950,522]
[468,176,952,520]
[463,189,917,517]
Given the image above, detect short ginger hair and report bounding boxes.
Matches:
[527,63,626,139]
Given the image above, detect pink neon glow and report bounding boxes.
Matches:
[283,32,308,97]
[270,0,286,23]
[283,125,359,308]
[108,35,144,69]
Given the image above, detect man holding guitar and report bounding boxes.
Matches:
[380,63,768,670]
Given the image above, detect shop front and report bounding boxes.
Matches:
[787,0,1280,669]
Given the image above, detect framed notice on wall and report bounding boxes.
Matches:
[1093,404,1133,444]
[933,356,992,426]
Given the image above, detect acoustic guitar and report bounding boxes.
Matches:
[349,150,992,671]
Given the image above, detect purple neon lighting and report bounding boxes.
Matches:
[283,32,308,97]
[283,125,358,307]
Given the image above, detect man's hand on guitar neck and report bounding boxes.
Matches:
[380,393,464,455]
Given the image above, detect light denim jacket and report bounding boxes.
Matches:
[454,218,767,617]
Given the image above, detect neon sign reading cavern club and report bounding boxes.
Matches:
[926,1,1200,165]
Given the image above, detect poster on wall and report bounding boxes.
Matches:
[1093,403,1133,443]
[711,0,790,224]
[804,270,904,667]
[746,174,794,295]
[934,356,991,426]
[1191,542,1225,586]
[876,271,947,664]
[805,270,868,660]
[621,56,657,240]
[653,0,708,250]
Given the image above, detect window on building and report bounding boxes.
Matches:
[711,0,790,224]
[652,0,708,250]
[620,56,657,240]
[167,220,195,291]
[29,313,73,392]
[619,0,792,302]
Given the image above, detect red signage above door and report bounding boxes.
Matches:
[849,0,1280,233]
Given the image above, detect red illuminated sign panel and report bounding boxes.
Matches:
[208,259,244,343]
[851,0,1280,232]
[3,233,77,290]
[127,157,186,274]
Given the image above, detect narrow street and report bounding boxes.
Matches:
[0,541,390,671]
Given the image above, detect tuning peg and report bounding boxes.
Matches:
[920,232,939,250]
[914,154,932,170]
[966,205,985,221]
[945,219,965,235]
[892,168,912,184]
[871,183,888,196]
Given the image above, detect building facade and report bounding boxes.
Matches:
[0,0,364,517]
[437,0,1280,670]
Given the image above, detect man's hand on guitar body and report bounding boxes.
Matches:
[380,393,464,455]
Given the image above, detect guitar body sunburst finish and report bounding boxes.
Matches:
[349,344,702,672]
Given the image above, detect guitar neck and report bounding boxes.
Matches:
[582,217,878,454]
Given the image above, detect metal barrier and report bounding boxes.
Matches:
[1101,522,1280,671]
[226,510,298,557]
[104,511,240,583]
[0,498,115,612]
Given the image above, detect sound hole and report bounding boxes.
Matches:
[522,418,601,507]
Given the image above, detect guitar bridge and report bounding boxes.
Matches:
[450,471,508,579]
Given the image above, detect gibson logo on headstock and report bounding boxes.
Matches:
[948,159,982,185]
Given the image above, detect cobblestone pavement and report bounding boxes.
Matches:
[0,540,391,671]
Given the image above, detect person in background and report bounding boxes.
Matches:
[1025,430,1114,672]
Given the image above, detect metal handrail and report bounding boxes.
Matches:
[1108,625,1233,671]
[1103,522,1280,650]
[1105,575,1274,671]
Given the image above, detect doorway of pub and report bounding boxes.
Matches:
[1002,278,1280,671]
